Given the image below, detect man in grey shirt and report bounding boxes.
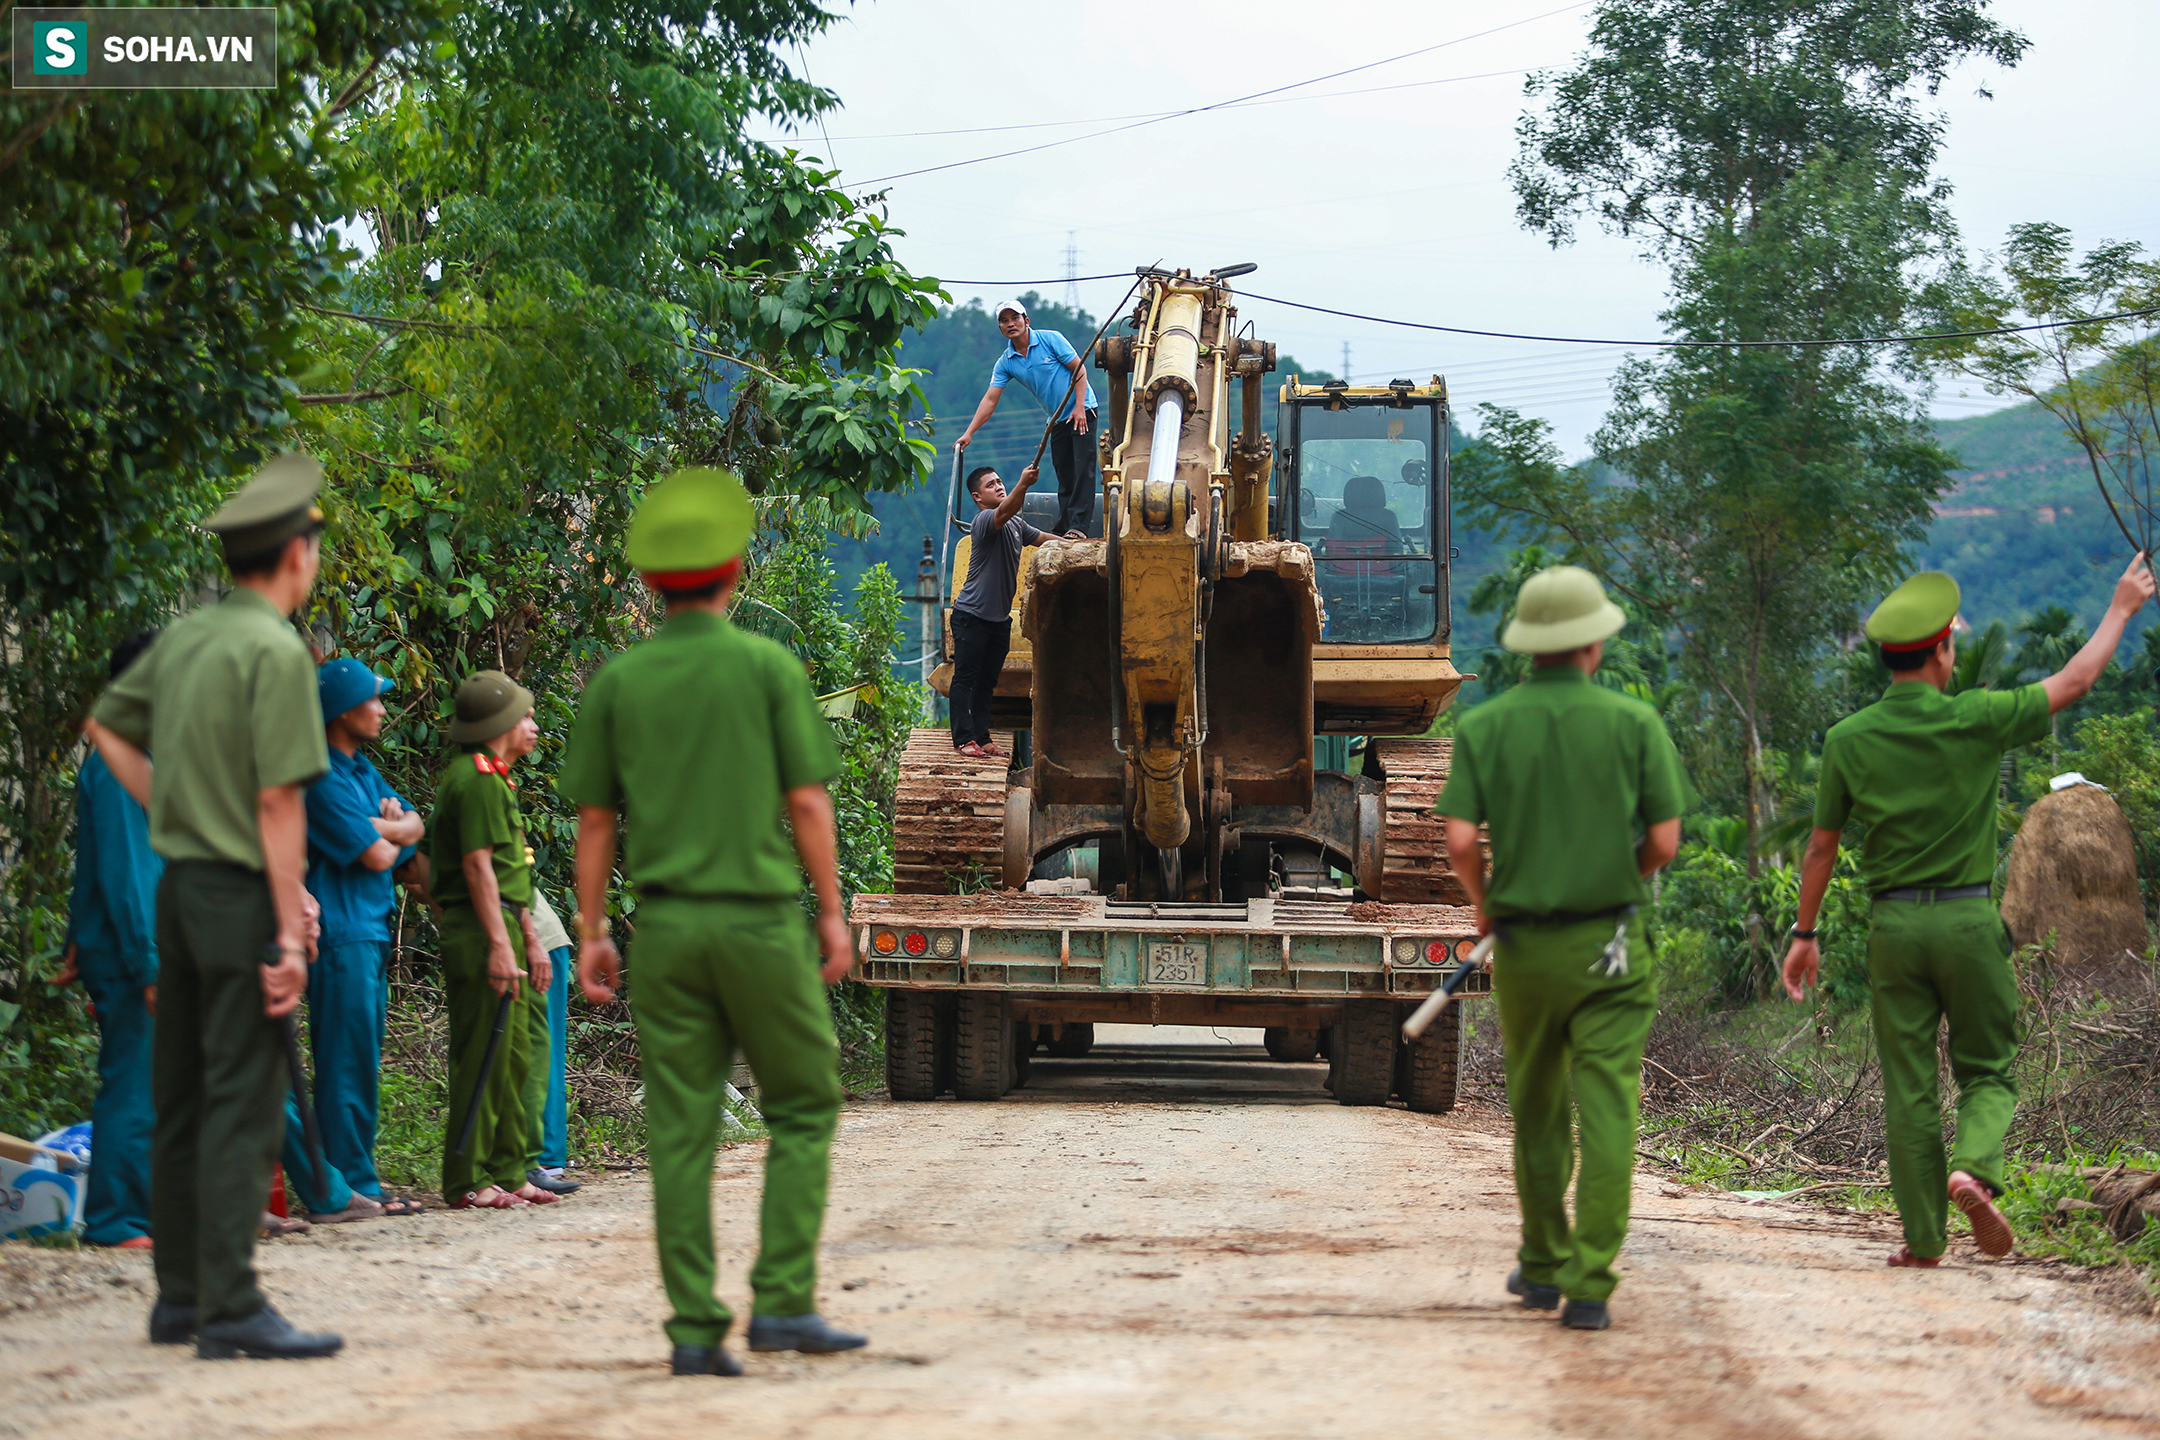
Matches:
[950,463,1078,758]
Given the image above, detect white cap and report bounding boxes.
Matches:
[993,297,1028,320]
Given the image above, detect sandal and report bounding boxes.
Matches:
[376,1195,427,1217]
[510,1183,562,1205]
[1887,1246,1941,1268]
[450,1186,530,1211]
[1950,1172,2014,1257]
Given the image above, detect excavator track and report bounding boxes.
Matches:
[892,727,1014,895]
[1373,737,1472,905]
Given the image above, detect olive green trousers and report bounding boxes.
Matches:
[150,861,287,1323]
[438,907,534,1200]
[1493,914,1656,1304]
[1867,896,2019,1258]
[630,896,841,1347]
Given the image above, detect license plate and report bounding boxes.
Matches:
[1147,943,1207,986]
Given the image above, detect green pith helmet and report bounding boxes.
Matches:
[625,466,753,579]
[1864,571,1961,649]
[205,452,324,559]
[1502,565,1628,655]
[449,669,535,745]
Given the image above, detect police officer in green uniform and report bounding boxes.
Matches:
[561,466,864,1377]
[1434,566,1692,1331]
[85,453,344,1360]
[1782,555,2153,1266]
[428,670,557,1210]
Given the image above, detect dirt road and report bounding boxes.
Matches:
[6,1028,2157,1439]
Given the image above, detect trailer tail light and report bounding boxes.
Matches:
[902,931,929,956]
[931,933,959,959]
[1426,941,1449,965]
[1456,938,1481,961]
[1393,938,1418,963]
[871,930,899,955]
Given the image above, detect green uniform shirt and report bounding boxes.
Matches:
[558,610,842,898]
[1813,681,2048,892]
[1434,666,1693,918]
[428,750,533,909]
[91,588,328,869]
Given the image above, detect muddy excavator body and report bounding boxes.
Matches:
[855,266,1484,1108]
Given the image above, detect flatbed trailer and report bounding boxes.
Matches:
[851,893,1487,1111]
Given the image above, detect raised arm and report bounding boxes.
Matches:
[2043,552,2154,714]
[992,462,1042,530]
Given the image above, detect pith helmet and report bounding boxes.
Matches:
[449,669,534,745]
[1501,565,1627,655]
[1864,572,1960,651]
[625,466,753,583]
[204,452,324,559]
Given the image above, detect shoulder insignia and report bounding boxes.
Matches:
[472,753,493,776]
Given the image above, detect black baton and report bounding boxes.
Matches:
[453,990,515,1156]
[265,945,334,1198]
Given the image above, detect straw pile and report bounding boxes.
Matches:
[2002,783,2149,974]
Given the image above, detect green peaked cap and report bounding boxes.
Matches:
[1501,565,1627,655]
[625,466,753,573]
[1864,571,1961,646]
[205,451,324,556]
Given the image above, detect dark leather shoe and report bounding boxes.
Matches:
[670,1343,744,1376]
[148,1301,199,1344]
[197,1304,343,1359]
[1561,1299,1611,1330]
[748,1313,868,1353]
[527,1168,581,1195]
[1506,1267,1561,1311]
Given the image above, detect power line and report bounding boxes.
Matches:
[1234,289,2160,350]
[849,3,1589,186]
[802,67,1529,144]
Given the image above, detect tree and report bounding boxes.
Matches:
[1934,225,2160,560]
[1463,0,2020,871]
[0,0,443,1136]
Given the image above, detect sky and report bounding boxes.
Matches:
[753,0,2160,458]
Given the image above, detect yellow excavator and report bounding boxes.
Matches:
[850,264,1482,1108]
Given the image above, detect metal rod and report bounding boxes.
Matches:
[1148,390,1184,488]
[279,1013,332,1199]
[453,991,515,1156]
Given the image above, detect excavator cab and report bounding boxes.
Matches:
[1283,381,1446,645]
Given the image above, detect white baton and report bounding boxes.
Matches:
[1402,932,1496,1041]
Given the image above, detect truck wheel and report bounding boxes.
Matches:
[1263,1026,1319,1063]
[1400,1001,1462,1114]
[1046,1022,1095,1058]
[953,993,1010,1101]
[1332,1000,1396,1106]
[884,990,941,1102]
[934,994,957,1098]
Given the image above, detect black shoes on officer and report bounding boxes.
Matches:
[1506,1267,1561,1311]
[148,1301,198,1344]
[1561,1299,1611,1330]
[1505,1270,1612,1329]
[671,1343,745,1376]
[195,1304,343,1359]
[747,1313,869,1353]
[526,1167,581,1196]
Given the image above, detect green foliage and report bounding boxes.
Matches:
[1657,841,1874,1008]
[2000,1151,2160,1283]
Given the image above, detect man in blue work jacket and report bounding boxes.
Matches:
[282,658,426,1218]
[57,631,164,1248]
[955,297,1102,537]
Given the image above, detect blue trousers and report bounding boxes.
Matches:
[281,939,387,1213]
[79,955,155,1246]
[528,943,571,1170]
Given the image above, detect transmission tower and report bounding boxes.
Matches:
[1063,232,1080,311]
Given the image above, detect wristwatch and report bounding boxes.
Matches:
[1789,926,1819,941]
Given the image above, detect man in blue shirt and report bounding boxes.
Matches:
[282,658,426,1218]
[956,297,1102,537]
[56,630,164,1248]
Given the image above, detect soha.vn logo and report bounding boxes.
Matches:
[31,20,88,73]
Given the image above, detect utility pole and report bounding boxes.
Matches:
[916,535,941,721]
[1341,340,1352,384]
[1063,232,1080,312]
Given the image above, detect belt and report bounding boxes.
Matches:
[1874,884,1990,903]
[1506,905,1632,928]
